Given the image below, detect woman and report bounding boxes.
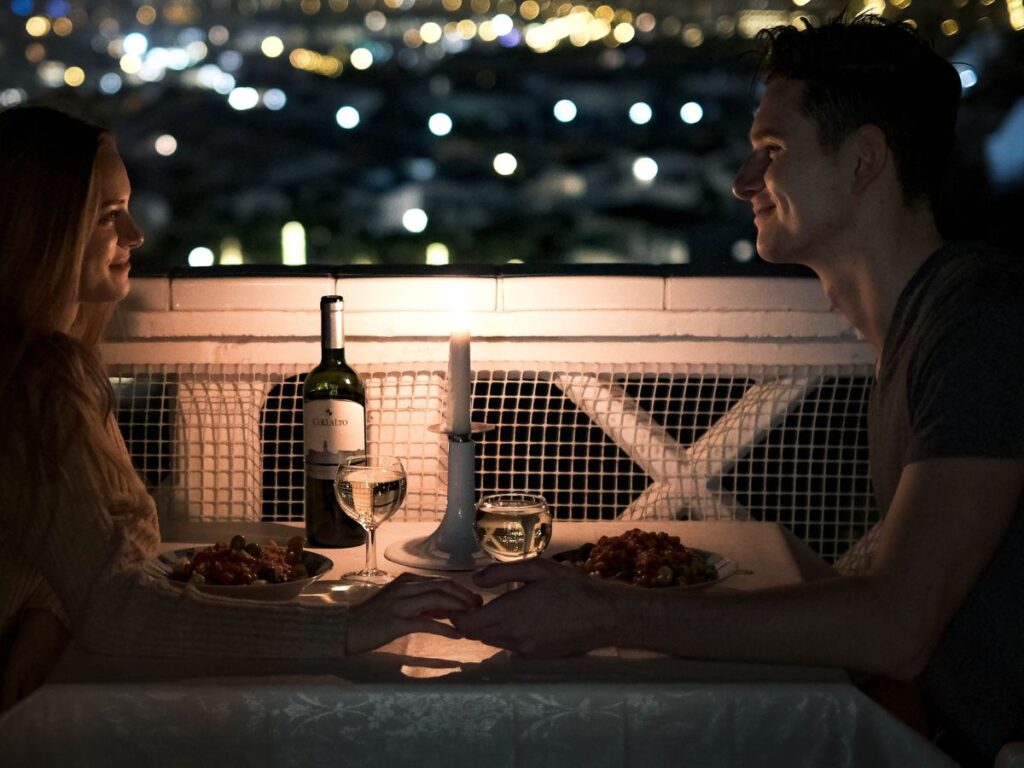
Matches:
[0,106,478,709]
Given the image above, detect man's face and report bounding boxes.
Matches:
[732,78,852,266]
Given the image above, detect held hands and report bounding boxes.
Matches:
[453,558,631,658]
[345,572,483,655]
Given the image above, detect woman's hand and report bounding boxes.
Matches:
[452,558,633,657]
[1,609,70,712]
[345,573,483,655]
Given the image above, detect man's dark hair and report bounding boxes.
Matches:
[757,15,961,209]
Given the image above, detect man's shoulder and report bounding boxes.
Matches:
[915,242,1024,308]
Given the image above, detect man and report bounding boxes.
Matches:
[455,16,1024,765]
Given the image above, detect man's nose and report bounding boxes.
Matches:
[731,151,768,201]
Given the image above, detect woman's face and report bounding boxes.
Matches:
[78,142,144,305]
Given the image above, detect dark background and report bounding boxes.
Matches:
[2,0,1021,274]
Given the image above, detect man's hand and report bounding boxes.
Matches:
[345,573,483,655]
[453,558,631,657]
[1,609,70,712]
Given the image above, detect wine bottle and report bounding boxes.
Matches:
[303,295,367,548]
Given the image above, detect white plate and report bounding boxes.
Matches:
[145,547,333,602]
[552,546,738,589]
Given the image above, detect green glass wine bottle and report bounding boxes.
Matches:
[303,295,367,548]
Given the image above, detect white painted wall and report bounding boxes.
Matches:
[103,275,874,367]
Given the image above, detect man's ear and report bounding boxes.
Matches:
[848,123,889,195]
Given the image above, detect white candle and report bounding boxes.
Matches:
[447,313,471,435]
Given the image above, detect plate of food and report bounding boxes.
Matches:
[551,528,738,589]
[145,534,333,601]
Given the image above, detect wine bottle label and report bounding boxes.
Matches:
[303,400,365,463]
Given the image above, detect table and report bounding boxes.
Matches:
[0,521,955,767]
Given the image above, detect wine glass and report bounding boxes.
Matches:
[334,455,407,585]
[474,493,552,564]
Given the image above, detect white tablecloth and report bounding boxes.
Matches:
[0,521,956,768]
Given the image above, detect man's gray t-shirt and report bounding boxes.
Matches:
[868,242,1024,761]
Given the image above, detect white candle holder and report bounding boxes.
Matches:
[384,422,495,571]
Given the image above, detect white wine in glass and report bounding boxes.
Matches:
[334,455,407,585]
[474,493,552,562]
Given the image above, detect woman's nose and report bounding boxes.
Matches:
[731,151,768,201]
[119,212,144,250]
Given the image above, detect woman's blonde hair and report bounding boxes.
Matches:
[0,106,143,549]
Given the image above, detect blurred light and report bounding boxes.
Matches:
[25,43,45,63]
[178,27,205,45]
[680,101,703,124]
[136,5,157,24]
[99,73,122,94]
[732,239,756,263]
[281,221,306,265]
[425,242,449,265]
[63,66,85,87]
[263,88,287,110]
[154,134,177,156]
[11,0,33,16]
[1010,0,1024,31]
[119,54,142,74]
[402,208,428,233]
[218,50,243,71]
[682,23,704,47]
[428,112,452,136]
[185,41,208,63]
[350,47,373,69]
[636,12,655,32]
[164,48,191,71]
[38,61,66,88]
[941,19,959,36]
[792,0,811,6]
[26,16,50,36]
[956,64,978,89]
[188,247,215,267]
[52,17,72,36]
[492,13,514,36]
[336,105,360,129]
[365,10,387,31]
[227,87,260,110]
[632,156,658,183]
[420,22,442,44]
[407,158,436,181]
[493,152,517,176]
[0,88,27,106]
[123,32,149,56]
[613,22,635,43]
[629,101,653,125]
[261,36,284,57]
[553,99,577,122]
[208,25,230,45]
[478,24,502,44]
[520,0,539,20]
[219,237,244,265]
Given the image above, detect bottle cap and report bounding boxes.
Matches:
[321,295,344,307]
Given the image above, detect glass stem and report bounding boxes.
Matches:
[365,527,378,573]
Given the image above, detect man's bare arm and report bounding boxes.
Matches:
[457,457,1023,675]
